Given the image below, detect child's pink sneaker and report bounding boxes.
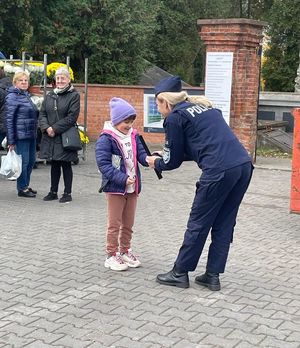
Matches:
[104,253,128,271]
[121,249,141,268]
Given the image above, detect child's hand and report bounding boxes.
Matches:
[126,176,136,186]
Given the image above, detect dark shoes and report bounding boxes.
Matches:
[195,272,221,291]
[28,187,37,194]
[43,192,58,201]
[156,267,221,291]
[156,267,189,288]
[18,189,36,198]
[43,192,72,203]
[59,193,72,203]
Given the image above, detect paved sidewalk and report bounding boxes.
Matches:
[0,145,299,348]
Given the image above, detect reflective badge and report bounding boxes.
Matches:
[162,146,170,164]
[112,154,121,169]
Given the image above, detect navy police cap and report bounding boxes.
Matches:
[154,76,182,96]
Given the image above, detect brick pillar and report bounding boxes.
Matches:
[197,18,266,158]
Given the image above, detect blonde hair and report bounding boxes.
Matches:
[157,91,213,109]
[157,91,188,108]
[186,95,213,108]
[13,70,30,86]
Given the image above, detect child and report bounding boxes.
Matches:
[95,97,148,271]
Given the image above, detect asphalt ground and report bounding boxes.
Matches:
[0,144,299,348]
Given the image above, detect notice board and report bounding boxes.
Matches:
[205,52,233,124]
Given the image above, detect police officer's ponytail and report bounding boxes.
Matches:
[158,92,213,110]
[157,91,188,109]
[187,95,213,108]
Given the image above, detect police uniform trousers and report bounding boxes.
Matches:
[175,161,253,274]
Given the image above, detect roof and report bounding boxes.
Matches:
[138,65,191,87]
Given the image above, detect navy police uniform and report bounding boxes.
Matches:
[154,95,253,275]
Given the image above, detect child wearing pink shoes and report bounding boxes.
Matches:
[95,97,148,271]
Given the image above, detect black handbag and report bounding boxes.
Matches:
[61,126,82,151]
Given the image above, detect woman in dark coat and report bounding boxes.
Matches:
[39,67,80,203]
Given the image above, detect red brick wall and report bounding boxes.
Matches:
[75,85,147,141]
[31,84,202,145]
[30,85,161,143]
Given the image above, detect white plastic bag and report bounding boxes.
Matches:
[0,150,22,180]
[1,137,7,149]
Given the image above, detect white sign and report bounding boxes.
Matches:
[205,52,233,124]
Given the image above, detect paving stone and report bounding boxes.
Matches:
[0,322,36,337]
[26,318,66,332]
[55,314,94,328]
[140,332,180,347]
[200,334,241,347]
[259,336,300,348]
[227,329,266,345]
[172,339,208,348]
[23,341,65,348]
[0,332,34,347]
[24,328,65,344]
[138,322,175,336]
[168,327,207,343]
[50,335,92,348]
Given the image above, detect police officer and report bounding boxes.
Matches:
[146,76,253,291]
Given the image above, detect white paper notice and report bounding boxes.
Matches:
[205,52,233,124]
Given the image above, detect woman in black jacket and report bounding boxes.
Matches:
[39,67,80,203]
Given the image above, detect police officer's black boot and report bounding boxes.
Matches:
[156,265,189,288]
[195,271,221,291]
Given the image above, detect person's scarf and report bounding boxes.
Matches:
[53,83,74,95]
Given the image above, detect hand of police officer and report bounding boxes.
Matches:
[146,155,161,168]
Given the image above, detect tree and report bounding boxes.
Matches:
[0,0,280,88]
[146,0,203,84]
[27,0,158,84]
[147,0,273,86]
[0,1,32,58]
[262,0,300,91]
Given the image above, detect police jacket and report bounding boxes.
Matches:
[154,101,251,179]
[39,85,80,162]
[0,76,12,133]
[95,123,148,194]
[5,86,38,145]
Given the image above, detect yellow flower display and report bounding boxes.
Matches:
[14,61,44,69]
[79,129,90,144]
